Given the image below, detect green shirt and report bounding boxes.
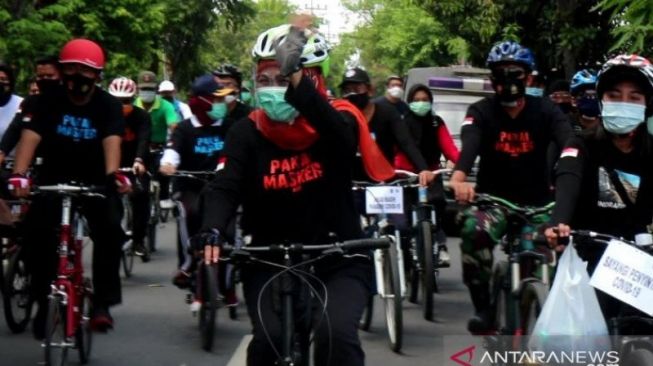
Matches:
[135,96,179,144]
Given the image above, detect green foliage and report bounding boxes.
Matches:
[594,0,653,55]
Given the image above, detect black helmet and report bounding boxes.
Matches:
[212,64,242,87]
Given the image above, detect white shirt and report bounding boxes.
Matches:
[0,94,23,142]
[178,100,193,121]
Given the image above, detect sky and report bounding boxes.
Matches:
[287,0,361,44]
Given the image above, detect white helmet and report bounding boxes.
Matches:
[158,80,175,93]
[252,24,331,75]
[108,77,136,98]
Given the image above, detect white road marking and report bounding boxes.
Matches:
[226,335,252,366]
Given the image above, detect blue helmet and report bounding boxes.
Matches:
[486,41,536,71]
[570,69,597,95]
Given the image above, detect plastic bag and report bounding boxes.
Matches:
[528,243,610,354]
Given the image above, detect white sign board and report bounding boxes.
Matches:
[365,186,404,214]
[590,240,653,316]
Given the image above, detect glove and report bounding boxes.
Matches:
[274,26,308,77]
[191,229,222,252]
[108,171,132,193]
[8,173,31,190]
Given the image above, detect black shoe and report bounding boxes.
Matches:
[134,242,151,262]
[467,310,495,335]
[90,307,113,332]
[32,301,47,340]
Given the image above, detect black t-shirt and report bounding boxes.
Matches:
[25,89,124,185]
[404,112,446,168]
[455,95,572,206]
[551,134,653,239]
[201,76,361,245]
[223,101,252,132]
[121,106,151,167]
[373,96,409,119]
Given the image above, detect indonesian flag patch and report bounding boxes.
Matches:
[216,156,227,171]
[560,147,579,158]
[461,116,474,126]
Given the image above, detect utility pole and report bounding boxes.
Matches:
[302,0,334,43]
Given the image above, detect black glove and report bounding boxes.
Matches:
[191,229,222,252]
[274,26,308,77]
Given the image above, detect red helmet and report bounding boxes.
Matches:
[109,77,137,98]
[59,39,105,70]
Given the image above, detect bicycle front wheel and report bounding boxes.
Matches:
[3,246,33,333]
[44,296,69,366]
[624,349,653,366]
[519,281,548,335]
[76,280,93,364]
[418,221,435,321]
[199,263,219,352]
[382,242,403,352]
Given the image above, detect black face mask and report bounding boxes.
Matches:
[345,92,370,110]
[0,82,11,106]
[36,79,61,95]
[63,73,96,98]
[556,102,573,114]
[576,96,600,118]
[494,76,525,104]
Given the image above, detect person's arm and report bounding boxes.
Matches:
[454,107,482,175]
[390,108,429,171]
[436,118,460,164]
[200,123,249,234]
[163,100,180,130]
[135,111,151,163]
[103,136,121,174]
[13,129,41,175]
[159,123,184,175]
[549,137,585,226]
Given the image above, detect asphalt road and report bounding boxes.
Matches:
[0,221,474,366]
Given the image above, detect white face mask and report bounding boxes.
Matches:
[139,90,156,103]
[224,94,237,104]
[387,86,404,99]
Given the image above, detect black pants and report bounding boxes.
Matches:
[129,174,150,245]
[242,258,373,366]
[24,194,124,308]
[175,189,202,269]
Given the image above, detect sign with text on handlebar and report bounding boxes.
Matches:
[365,186,404,214]
[589,240,653,316]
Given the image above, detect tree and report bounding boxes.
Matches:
[595,0,653,55]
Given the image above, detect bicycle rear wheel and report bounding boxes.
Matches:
[3,246,33,333]
[418,221,435,321]
[199,263,219,351]
[624,348,653,366]
[382,242,403,352]
[76,281,93,364]
[44,296,69,366]
[519,281,548,335]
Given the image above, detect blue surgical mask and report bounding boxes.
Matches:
[255,86,299,123]
[525,87,544,97]
[601,101,646,134]
[207,102,228,120]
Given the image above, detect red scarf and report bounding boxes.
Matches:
[330,99,395,182]
[250,109,318,151]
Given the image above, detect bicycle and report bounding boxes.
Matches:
[469,194,554,338]
[118,168,151,278]
[394,169,452,321]
[217,238,391,366]
[34,183,103,366]
[568,230,653,366]
[1,198,33,333]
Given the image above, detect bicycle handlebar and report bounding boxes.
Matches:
[32,184,106,198]
[567,229,637,246]
[352,169,452,189]
[471,193,554,215]
[220,237,391,257]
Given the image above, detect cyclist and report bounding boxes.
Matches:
[545,54,653,320]
[525,69,546,97]
[109,77,152,260]
[9,38,130,337]
[135,71,179,210]
[160,74,233,284]
[373,74,410,118]
[211,63,253,126]
[394,83,460,266]
[340,67,434,185]
[570,69,600,131]
[449,41,572,334]
[0,56,61,164]
[548,78,573,116]
[158,80,193,121]
[199,19,374,366]
[0,62,23,144]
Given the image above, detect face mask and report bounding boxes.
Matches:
[207,102,228,120]
[577,96,600,118]
[409,101,431,116]
[256,86,299,123]
[525,87,544,97]
[122,104,134,117]
[387,86,404,99]
[139,90,156,103]
[241,92,252,103]
[344,92,370,110]
[647,116,653,136]
[36,79,60,95]
[224,94,237,104]
[62,73,95,98]
[601,101,646,134]
[493,73,526,105]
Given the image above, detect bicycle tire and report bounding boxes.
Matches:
[121,197,135,277]
[419,221,435,321]
[76,282,93,364]
[147,221,157,253]
[624,348,653,366]
[199,263,219,352]
[359,294,374,331]
[492,261,515,334]
[122,249,134,278]
[3,246,33,333]
[519,281,548,335]
[408,241,419,304]
[382,241,403,352]
[44,296,68,366]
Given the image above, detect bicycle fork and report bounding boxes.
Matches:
[373,228,406,298]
